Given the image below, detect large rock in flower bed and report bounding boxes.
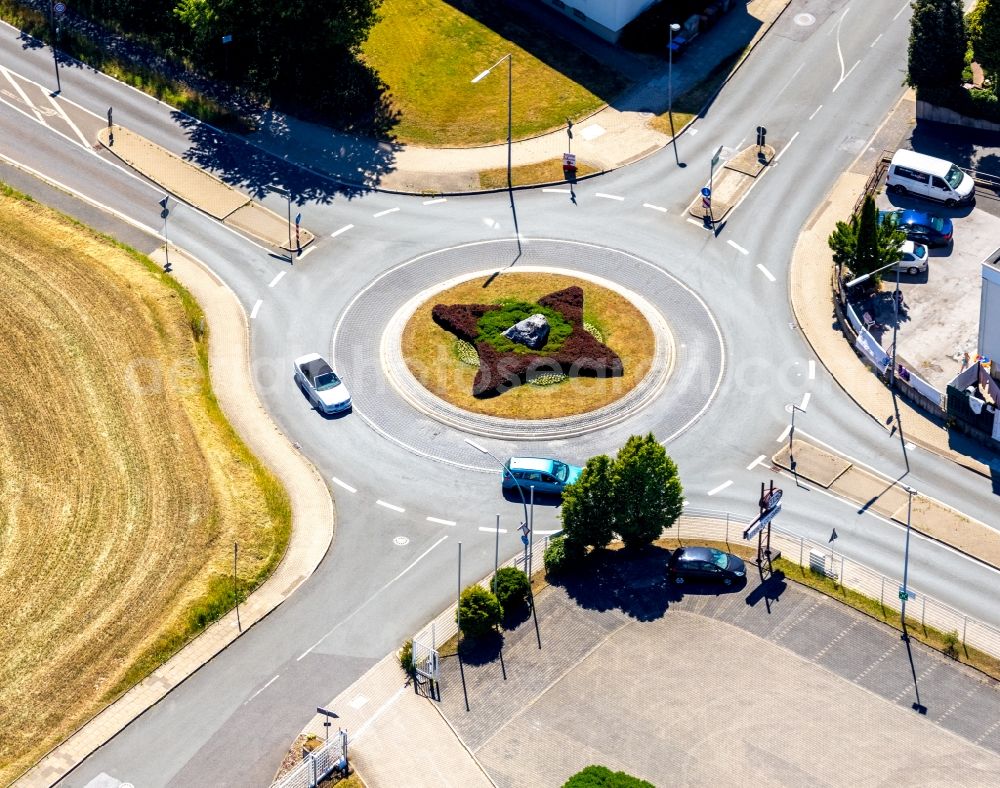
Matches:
[433,286,623,397]
[502,313,550,349]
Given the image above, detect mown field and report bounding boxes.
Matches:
[0,186,290,783]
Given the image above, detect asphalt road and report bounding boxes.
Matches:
[2,1,1000,786]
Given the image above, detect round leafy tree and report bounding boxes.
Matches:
[457,584,502,639]
[563,765,654,787]
[491,566,531,613]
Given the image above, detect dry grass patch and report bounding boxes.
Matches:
[401,272,655,419]
[0,186,289,783]
[478,159,600,190]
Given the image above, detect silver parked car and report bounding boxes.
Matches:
[293,353,351,414]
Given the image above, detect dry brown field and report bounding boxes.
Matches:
[0,187,290,783]
[401,272,656,419]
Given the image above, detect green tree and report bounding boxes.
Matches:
[611,434,683,549]
[561,454,616,550]
[563,765,654,788]
[968,0,1000,85]
[828,196,905,286]
[491,567,530,613]
[854,194,880,276]
[908,0,967,93]
[457,585,502,639]
[173,0,218,52]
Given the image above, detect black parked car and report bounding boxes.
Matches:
[667,546,746,586]
[878,208,954,247]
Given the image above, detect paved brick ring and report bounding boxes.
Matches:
[332,239,725,466]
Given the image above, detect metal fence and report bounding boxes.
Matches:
[675,509,1000,659]
[411,535,552,661]
[272,730,347,788]
[412,510,1000,668]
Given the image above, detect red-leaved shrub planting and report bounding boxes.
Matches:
[432,287,623,397]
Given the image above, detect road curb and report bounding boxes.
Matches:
[16,245,336,788]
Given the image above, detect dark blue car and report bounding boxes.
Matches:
[878,209,954,247]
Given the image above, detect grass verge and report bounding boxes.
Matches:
[478,158,600,189]
[0,1,250,131]
[361,0,628,145]
[401,272,656,419]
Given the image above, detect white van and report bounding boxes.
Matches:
[886,149,975,207]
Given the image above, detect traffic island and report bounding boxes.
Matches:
[686,143,774,222]
[97,125,315,253]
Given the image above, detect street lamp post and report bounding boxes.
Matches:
[49,1,61,95]
[464,438,528,529]
[667,22,681,166]
[472,53,513,190]
[846,260,911,472]
[900,485,916,641]
[845,260,905,385]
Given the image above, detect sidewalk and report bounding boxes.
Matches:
[97,125,315,251]
[242,0,792,194]
[17,247,334,788]
[789,89,999,480]
[289,655,493,788]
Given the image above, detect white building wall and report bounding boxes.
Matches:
[979,251,1000,363]
[562,0,659,33]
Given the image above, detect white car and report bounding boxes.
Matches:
[893,240,928,276]
[293,353,351,414]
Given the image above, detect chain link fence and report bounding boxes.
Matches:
[412,510,1000,667]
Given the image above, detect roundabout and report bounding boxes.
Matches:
[332,238,726,464]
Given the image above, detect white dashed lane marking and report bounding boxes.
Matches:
[268,271,286,288]
[747,455,768,470]
[542,188,570,194]
[376,499,405,513]
[479,526,508,533]
[727,240,749,255]
[756,264,776,282]
[595,193,625,201]
[427,516,456,526]
[773,131,800,162]
[331,477,357,493]
[808,360,816,380]
[331,224,354,238]
[642,203,667,213]
[422,198,447,206]
[776,424,792,443]
[250,299,262,319]
[800,392,811,411]
[373,207,399,218]
[245,674,279,704]
[707,480,733,496]
[870,34,882,48]
[809,104,823,120]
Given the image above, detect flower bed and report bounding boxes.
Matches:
[432,286,623,397]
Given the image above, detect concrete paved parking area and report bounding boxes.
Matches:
[866,194,1000,391]
[436,549,1000,787]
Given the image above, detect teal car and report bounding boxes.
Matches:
[502,457,583,496]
